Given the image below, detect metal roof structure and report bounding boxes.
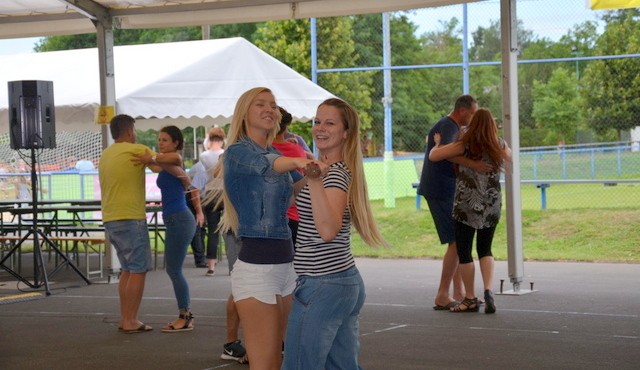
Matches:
[0,0,471,39]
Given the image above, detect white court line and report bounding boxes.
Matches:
[361,323,639,341]
[496,308,639,319]
[204,364,234,369]
[467,326,639,340]
[19,295,640,319]
[469,326,560,335]
[364,302,638,319]
[361,324,408,336]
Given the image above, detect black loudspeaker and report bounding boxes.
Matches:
[8,80,56,149]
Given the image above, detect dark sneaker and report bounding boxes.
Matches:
[205,270,215,277]
[195,262,207,268]
[221,340,247,363]
[484,289,496,314]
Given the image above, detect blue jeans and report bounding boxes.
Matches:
[283,267,365,370]
[163,209,196,311]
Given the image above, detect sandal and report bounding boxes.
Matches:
[450,297,479,312]
[161,312,194,333]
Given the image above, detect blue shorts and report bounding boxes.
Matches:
[425,197,455,245]
[104,219,152,273]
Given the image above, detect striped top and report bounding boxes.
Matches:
[294,161,354,276]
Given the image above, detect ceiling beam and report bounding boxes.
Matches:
[59,0,109,22]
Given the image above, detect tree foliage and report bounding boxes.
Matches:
[582,9,640,138]
[254,17,374,136]
[35,24,258,51]
[532,68,581,145]
[350,13,438,153]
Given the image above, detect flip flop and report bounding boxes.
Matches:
[121,324,153,334]
[433,301,460,311]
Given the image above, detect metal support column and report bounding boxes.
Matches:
[500,0,533,295]
[382,12,395,208]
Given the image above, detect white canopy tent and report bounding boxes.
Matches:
[0,37,335,132]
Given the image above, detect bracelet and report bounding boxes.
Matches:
[151,155,157,164]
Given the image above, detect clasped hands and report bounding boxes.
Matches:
[303,160,329,179]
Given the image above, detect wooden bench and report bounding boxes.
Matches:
[45,225,105,237]
[0,235,106,278]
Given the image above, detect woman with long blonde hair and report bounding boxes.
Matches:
[283,98,388,370]
[219,87,317,370]
[429,108,511,314]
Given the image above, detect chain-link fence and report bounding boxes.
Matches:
[313,0,639,152]
[309,0,640,208]
[1,0,639,210]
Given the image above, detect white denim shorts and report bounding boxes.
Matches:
[231,260,297,304]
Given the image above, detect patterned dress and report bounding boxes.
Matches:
[452,139,505,229]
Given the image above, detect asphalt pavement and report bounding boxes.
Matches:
[0,253,638,370]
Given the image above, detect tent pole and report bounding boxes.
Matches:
[96,17,121,283]
[500,0,531,295]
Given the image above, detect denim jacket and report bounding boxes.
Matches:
[224,137,301,239]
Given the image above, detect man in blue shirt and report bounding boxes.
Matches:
[418,95,490,310]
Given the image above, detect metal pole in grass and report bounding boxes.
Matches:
[382,12,395,208]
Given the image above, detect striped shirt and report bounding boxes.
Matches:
[294,161,354,276]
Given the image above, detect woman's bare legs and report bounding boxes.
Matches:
[235,297,284,370]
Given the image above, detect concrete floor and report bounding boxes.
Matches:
[1,254,639,370]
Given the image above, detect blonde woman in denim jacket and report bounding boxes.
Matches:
[218,87,320,370]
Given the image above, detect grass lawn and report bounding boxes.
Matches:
[350,196,640,263]
[85,192,640,264]
[6,175,638,264]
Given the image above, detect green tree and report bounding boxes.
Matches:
[349,13,438,153]
[35,27,201,51]
[531,68,581,145]
[209,23,259,40]
[419,18,464,118]
[470,19,535,62]
[472,19,558,144]
[35,33,96,51]
[582,9,640,139]
[254,17,374,133]
[35,24,259,52]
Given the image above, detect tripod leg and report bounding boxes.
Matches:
[39,230,91,285]
[0,231,47,291]
[32,232,53,295]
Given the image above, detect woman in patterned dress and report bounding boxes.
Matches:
[429,108,511,314]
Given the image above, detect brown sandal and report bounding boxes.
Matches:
[161,312,194,332]
[450,297,479,312]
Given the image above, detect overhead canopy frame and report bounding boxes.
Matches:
[0,0,525,291]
